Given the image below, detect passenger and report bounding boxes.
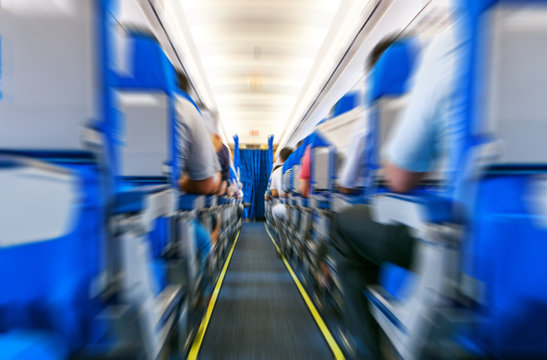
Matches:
[297,145,311,197]
[338,110,369,194]
[333,28,461,359]
[175,71,221,195]
[269,147,294,227]
[211,133,231,196]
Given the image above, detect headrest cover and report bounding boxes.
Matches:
[117,32,175,91]
[458,0,496,16]
[332,91,362,117]
[368,39,417,103]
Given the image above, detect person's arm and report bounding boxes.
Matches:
[270,168,281,198]
[298,146,311,198]
[384,164,425,193]
[179,172,220,194]
[216,180,228,196]
[298,178,310,198]
[338,120,368,194]
[177,98,222,195]
[381,36,446,193]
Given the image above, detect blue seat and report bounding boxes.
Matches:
[368,1,547,358]
[0,1,119,357]
[0,331,68,360]
[453,1,547,356]
[114,184,172,214]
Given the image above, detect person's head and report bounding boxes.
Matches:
[278,147,293,164]
[296,139,304,148]
[176,70,191,93]
[367,34,399,70]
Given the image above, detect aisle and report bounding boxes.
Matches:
[197,222,333,359]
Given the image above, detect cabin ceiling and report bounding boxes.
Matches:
[155,0,375,145]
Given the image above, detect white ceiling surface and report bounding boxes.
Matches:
[155,0,377,144]
[119,0,452,147]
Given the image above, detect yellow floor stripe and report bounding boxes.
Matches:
[187,230,241,360]
[264,224,345,360]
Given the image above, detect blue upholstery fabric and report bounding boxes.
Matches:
[178,194,205,211]
[114,185,170,214]
[464,175,547,356]
[116,33,175,92]
[267,135,274,176]
[233,135,240,173]
[193,220,212,273]
[0,331,68,360]
[332,91,362,117]
[379,264,416,302]
[364,39,418,195]
[381,193,455,223]
[0,161,105,353]
[368,39,417,104]
[240,149,270,219]
[150,217,170,259]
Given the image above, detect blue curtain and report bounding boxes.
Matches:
[267,135,274,176]
[233,135,240,175]
[240,149,270,219]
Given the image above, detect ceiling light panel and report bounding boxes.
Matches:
[171,0,346,144]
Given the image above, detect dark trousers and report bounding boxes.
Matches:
[332,205,415,359]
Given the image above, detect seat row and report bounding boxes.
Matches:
[267,1,547,358]
[0,1,241,359]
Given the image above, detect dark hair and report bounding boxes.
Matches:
[176,70,191,93]
[296,139,304,148]
[367,34,399,70]
[279,147,293,162]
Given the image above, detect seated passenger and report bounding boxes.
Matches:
[211,133,231,196]
[297,145,311,197]
[269,147,293,199]
[269,147,293,226]
[333,29,461,359]
[297,107,368,197]
[175,71,221,195]
[338,109,369,194]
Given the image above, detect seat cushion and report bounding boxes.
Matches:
[0,331,68,360]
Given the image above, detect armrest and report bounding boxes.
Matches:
[115,186,175,232]
[204,195,217,207]
[114,185,172,214]
[178,194,205,211]
[332,192,366,213]
[371,193,455,229]
[217,197,233,205]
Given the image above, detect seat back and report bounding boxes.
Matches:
[364,39,417,195]
[115,32,176,184]
[458,1,547,356]
[0,1,97,151]
[0,0,116,352]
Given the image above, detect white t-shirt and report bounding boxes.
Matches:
[339,111,368,189]
[383,25,461,174]
[175,94,220,181]
[270,166,284,196]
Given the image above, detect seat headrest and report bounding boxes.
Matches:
[117,32,176,91]
[369,39,417,103]
[458,0,496,16]
[332,91,362,117]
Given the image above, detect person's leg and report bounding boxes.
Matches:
[272,203,287,242]
[332,204,415,358]
[193,219,212,273]
[209,212,219,247]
